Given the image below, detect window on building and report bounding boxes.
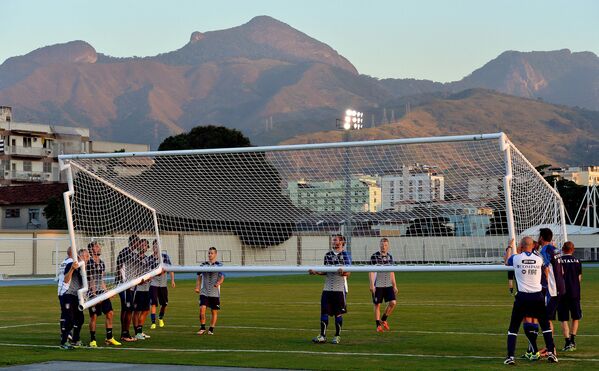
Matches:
[29,208,40,221]
[5,209,20,218]
[23,137,32,148]
[43,139,54,149]
[23,161,32,172]
[43,162,52,173]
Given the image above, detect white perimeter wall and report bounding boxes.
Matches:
[1,230,598,277]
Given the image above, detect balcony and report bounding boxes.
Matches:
[8,146,54,157]
[1,170,54,182]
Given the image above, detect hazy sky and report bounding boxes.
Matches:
[2,0,598,82]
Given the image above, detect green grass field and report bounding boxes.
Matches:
[0,271,598,370]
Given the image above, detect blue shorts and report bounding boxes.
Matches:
[119,290,134,312]
[133,291,150,311]
[150,286,169,306]
[557,297,582,321]
[545,295,559,321]
[321,291,347,316]
[199,295,220,310]
[372,287,396,304]
[88,298,113,316]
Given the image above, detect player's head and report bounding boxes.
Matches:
[139,239,149,255]
[78,248,90,263]
[562,241,575,254]
[208,246,218,261]
[129,234,140,250]
[67,247,73,258]
[87,241,101,256]
[538,228,553,245]
[379,238,389,254]
[331,234,345,251]
[519,236,534,252]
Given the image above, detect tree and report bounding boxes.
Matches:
[44,196,67,230]
[158,125,251,151]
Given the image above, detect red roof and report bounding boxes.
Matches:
[0,183,68,205]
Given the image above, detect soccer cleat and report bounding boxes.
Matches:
[70,341,84,348]
[159,319,165,328]
[331,336,341,344]
[562,343,575,352]
[135,333,145,340]
[207,330,214,335]
[197,329,206,335]
[105,338,121,346]
[527,352,541,361]
[546,352,558,363]
[120,336,137,342]
[376,325,384,333]
[521,352,532,359]
[503,356,515,365]
[59,343,74,350]
[141,332,151,339]
[382,321,390,331]
[89,340,97,348]
[312,335,326,344]
[150,323,156,330]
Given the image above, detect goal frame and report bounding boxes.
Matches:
[59,132,567,306]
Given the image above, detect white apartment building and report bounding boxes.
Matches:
[467,176,503,201]
[562,166,599,186]
[0,106,149,186]
[286,175,382,213]
[381,165,444,210]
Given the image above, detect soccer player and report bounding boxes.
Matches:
[503,237,558,365]
[57,248,74,340]
[369,238,397,332]
[63,249,90,348]
[309,234,351,345]
[133,239,152,340]
[116,234,139,342]
[58,248,76,349]
[195,246,224,335]
[150,240,175,329]
[86,241,121,347]
[558,241,582,351]
[538,228,566,334]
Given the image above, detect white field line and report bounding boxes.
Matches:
[0,342,598,363]
[2,322,599,337]
[0,322,55,329]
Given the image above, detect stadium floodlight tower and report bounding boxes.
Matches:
[341,109,364,258]
[59,132,567,310]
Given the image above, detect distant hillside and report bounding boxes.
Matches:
[0,16,597,163]
[381,49,599,111]
[281,89,599,166]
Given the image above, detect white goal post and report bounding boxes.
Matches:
[59,132,566,309]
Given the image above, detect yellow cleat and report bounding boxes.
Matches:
[150,323,156,330]
[105,337,122,346]
[89,340,97,348]
[159,319,165,328]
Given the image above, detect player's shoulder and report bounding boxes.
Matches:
[371,251,381,258]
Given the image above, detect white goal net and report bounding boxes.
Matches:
[59,132,566,309]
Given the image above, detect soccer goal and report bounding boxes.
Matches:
[59,132,566,309]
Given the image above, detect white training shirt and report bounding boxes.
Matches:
[57,257,73,296]
[507,251,544,293]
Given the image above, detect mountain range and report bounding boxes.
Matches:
[0,15,598,165]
